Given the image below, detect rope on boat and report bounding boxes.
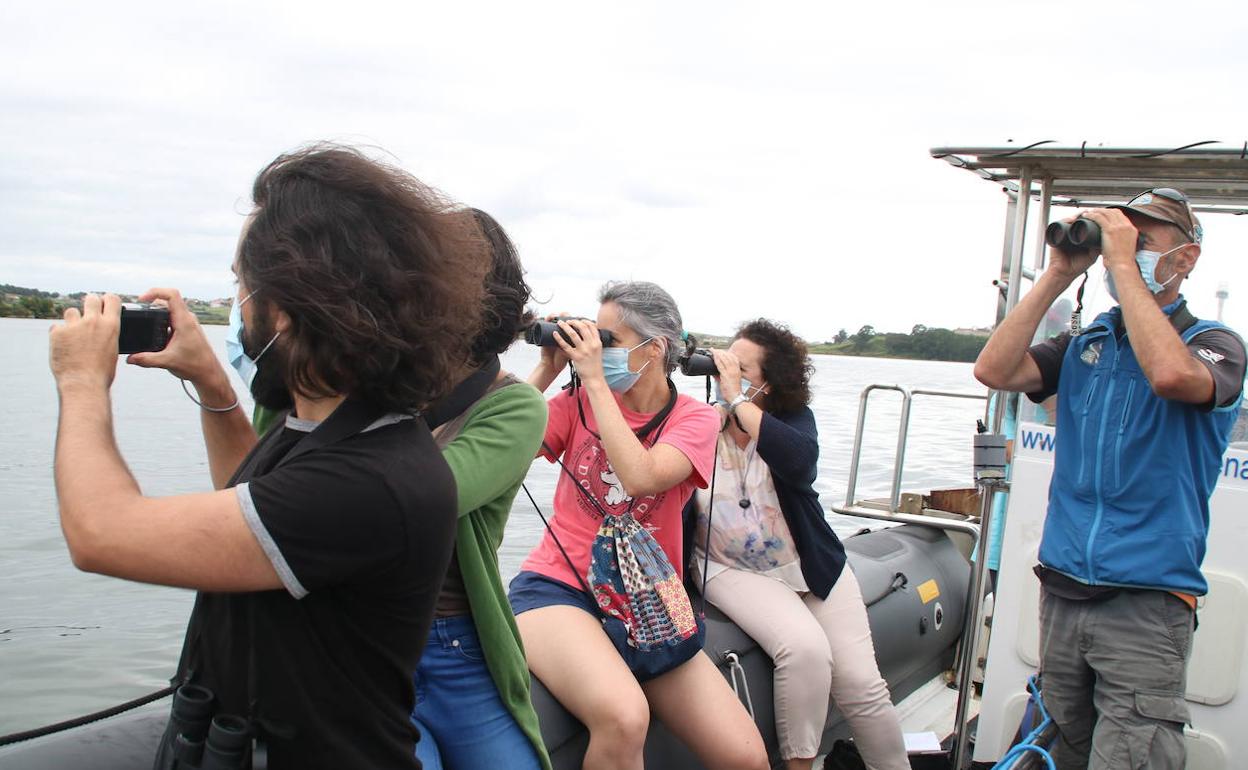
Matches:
[992,676,1056,770]
[0,685,175,747]
[724,651,755,720]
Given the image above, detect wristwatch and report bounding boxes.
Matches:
[728,394,750,413]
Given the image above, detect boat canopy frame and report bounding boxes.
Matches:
[932,142,1248,432]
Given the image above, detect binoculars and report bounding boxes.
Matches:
[1044,218,1102,252]
[154,684,252,770]
[525,318,614,347]
[679,348,717,377]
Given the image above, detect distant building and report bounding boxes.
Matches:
[953,327,992,338]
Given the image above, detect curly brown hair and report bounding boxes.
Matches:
[468,208,534,364]
[735,318,814,413]
[239,144,486,412]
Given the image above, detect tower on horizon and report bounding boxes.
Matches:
[1216,282,1229,323]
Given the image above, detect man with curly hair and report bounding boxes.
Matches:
[47,145,485,769]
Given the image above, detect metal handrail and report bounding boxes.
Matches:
[836,382,996,770]
[842,385,989,513]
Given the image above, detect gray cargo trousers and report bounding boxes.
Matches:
[1038,588,1194,770]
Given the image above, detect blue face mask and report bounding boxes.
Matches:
[1105,243,1185,303]
[226,290,279,388]
[601,338,654,393]
[714,377,765,405]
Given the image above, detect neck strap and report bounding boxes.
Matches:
[573,376,678,443]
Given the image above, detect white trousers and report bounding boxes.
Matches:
[704,566,909,769]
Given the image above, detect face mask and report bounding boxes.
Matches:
[1105,243,1185,303]
[601,338,654,393]
[227,291,280,387]
[714,377,766,405]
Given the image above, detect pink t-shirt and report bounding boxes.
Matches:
[521,387,719,590]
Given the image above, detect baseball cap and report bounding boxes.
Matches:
[1110,188,1202,244]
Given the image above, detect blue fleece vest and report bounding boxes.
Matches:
[1039,301,1242,595]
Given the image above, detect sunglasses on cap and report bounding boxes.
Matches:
[1128,187,1191,206]
[1127,187,1200,243]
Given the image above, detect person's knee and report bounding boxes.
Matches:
[776,635,833,673]
[716,739,770,770]
[589,697,650,754]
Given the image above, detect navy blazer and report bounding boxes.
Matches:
[684,406,847,599]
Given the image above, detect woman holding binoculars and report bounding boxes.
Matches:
[692,319,909,770]
[509,281,768,770]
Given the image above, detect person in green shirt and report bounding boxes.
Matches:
[250,208,551,770]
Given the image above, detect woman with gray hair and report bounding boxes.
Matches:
[509,281,768,770]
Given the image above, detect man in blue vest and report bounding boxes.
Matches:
[974,188,1245,769]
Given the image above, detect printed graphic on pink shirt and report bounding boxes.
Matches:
[565,436,667,523]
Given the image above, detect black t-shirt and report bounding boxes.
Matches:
[176,399,457,769]
[1027,309,1246,410]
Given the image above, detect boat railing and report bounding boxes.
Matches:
[832,383,988,541]
[828,382,996,770]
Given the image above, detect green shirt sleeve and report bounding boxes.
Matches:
[441,383,548,516]
[252,405,282,436]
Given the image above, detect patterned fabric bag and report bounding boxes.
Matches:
[588,509,704,679]
[589,512,698,651]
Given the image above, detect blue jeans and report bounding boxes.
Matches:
[412,614,542,770]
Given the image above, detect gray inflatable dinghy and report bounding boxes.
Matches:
[0,525,969,769]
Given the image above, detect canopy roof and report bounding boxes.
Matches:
[931,142,1248,214]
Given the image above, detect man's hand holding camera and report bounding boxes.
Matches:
[128,288,236,410]
[49,293,122,393]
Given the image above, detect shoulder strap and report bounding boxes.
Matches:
[432,372,524,448]
[425,357,502,431]
[1170,300,1199,337]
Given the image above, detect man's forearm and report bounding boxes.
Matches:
[191,371,256,489]
[53,383,143,563]
[1115,272,1212,402]
[975,270,1071,388]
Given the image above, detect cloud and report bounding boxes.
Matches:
[2,0,1247,336]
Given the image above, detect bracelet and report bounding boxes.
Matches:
[180,378,240,413]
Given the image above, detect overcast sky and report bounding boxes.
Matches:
[2,0,1246,339]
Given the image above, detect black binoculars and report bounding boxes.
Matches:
[525,318,614,348]
[679,348,718,377]
[154,684,252,770]
[1045,218,1102,252]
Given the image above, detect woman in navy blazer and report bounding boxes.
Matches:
[688,319,908,770]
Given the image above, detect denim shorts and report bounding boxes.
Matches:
[508,570,600,618]
[507,570,706,682]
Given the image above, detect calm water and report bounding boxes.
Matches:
[0,317,987,733]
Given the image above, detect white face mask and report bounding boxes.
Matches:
[714,377,766,404]
[225,290,280,388]
[1105,243,1186,303]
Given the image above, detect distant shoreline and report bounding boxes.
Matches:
[4,284,989,362]
[1,284,230,325]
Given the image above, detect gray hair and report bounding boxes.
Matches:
[598,280,684,373]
